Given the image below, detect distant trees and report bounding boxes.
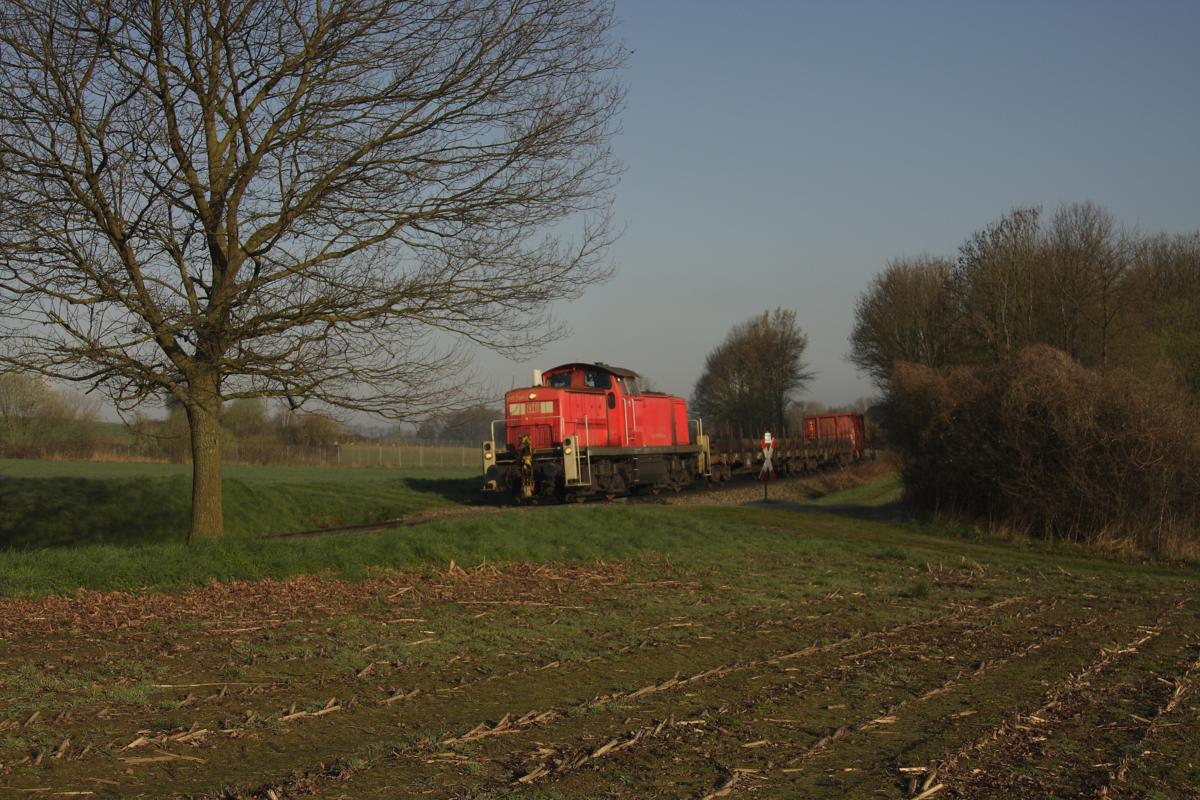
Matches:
[0,372,100,456]
[1042,202,1125,367]
[417,406,501,442]
[849,257,957,385]
[692,309,813,436]
[0,0,625,540]
[850,202,1200,393]
[1124,232,1200,393]
[951,207,1044,362]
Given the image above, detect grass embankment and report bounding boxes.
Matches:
[0,456,876,595]
[0,458,478,550]
[2,469,1184,598]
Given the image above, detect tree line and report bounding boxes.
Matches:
[0,373,102,457]
[0,374,363,462]
[851,202,1200,553]
[850,202,1200,392]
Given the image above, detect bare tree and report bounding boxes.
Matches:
[1125,232,1200,392]
[416,404,499,441]
[692,308,813,436]
[1044,201,1126,369]
[0,0,625,539]
[849,255,957,387]
[952,207,1044,361]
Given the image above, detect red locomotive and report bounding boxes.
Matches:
[482,362,865,501]
[482,363,708,501]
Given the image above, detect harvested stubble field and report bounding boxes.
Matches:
[1,480,1199,798]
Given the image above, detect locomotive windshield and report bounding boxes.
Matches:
[617,376,641,396]
[542,365,622,390]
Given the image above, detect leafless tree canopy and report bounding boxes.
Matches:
[848,256,956,386]
[0,0,625,538]
[692,308,813,437]
[0,0,623,409]
[850,202,1200,392]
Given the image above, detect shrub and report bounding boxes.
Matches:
[884,345,1200,555]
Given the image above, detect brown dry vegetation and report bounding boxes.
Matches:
[0,503,1197,799]
[886,346,1200,557]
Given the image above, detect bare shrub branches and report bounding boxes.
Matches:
[885,347,1200,553]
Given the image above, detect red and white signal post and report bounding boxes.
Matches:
[759,432,776,500]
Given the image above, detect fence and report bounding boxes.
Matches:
[0,439,482,470]
[308,441,479,469]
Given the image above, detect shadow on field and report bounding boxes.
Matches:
[0,475,192,549]
[401,474,490,506]
[746,498,909,522]
[0,468,490,551]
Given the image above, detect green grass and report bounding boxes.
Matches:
[3,465,1193,599]
[0,458,479,549]
[0,505,769,596]
[2,491,1196,597]
[809,472,904,507]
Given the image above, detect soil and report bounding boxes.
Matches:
[1,507,1197,799]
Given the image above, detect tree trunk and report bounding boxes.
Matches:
[186,382,224,542]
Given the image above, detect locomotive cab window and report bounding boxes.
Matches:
[617,377,641,396]
[583,369,611,389]
[546,372,572,388]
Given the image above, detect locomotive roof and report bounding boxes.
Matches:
[545,362,641,379]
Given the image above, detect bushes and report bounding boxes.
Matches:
[885,345,1200,555]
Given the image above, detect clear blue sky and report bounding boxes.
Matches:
[476,0,1200,406]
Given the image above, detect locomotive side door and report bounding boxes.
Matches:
[580,367,623,448]
[618,377,644,447]
[604,384,626,447]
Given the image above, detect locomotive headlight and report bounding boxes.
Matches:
[564,446,573,455]
[528,391,537,400]
[484,451,493,460]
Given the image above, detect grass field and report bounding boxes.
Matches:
[0,472,1197,798]
[0,458,479,550]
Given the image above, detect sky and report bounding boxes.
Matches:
[472,0,1200,407]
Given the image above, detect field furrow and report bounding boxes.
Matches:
[269,596,1070,799]
[2,496,1197,799]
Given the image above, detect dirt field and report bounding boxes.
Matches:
[1,503,1198,799]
